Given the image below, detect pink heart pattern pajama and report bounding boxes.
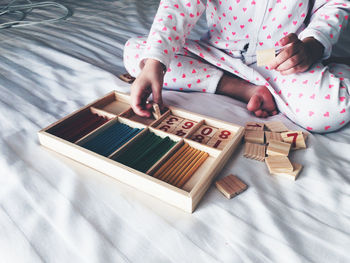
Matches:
[123,0,350,133]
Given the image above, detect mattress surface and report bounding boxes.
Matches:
[1,1,349,262]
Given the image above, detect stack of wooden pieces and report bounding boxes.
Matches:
[215,174,248,199]
[243,121,307,180]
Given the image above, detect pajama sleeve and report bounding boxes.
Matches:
[298,0,350,59]
[139,0,206,70]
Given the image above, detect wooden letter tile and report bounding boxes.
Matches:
[266,140,291,156]
[215,174,248,199]
[207,129,235,150]
[244,130,265,144]
[256,48,275,67]
[265,156,293,173]
[265,121,289,132]
[265,131,282,143]
[245,122,264,131]
[271,163,303,181]
[280,131,306,150]
[243,142,266,161]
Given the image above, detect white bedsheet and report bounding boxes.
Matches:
[1,0,350,262]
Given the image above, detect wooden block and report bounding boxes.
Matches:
[280,131,306,150]
[206,129,235,150]
[245,122,264,131]
[152,103,162,120]
[190,132,211,144]
[271,163,303,181]
[215,174,248,199]
[265,131,283,143]
[256,48,275,67]
[118,73,135,83]
[244,130,265,144]
[265,121,289,132]
[243,142,266,161]
[265,156,293,173]
[156,115,184,132]
[266,140,291,156]
[172,119,197,137]
[196,125,218,137]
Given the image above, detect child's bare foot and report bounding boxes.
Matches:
[217,73,278,117]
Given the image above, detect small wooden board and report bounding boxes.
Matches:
[215,174,247,199]
[271,163,303,180]
[244,130,265,144]
[266,140,291,156]
[118,73,135,84]
[256,48,275,67]
[243,142,266,161]
[265,131,283,143]
[265,121,289,132]
[172,119,197,137]
[281,131,306,150]
[265,155,293,173]
[245,122,264,131]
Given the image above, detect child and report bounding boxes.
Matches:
[124,0,350,133]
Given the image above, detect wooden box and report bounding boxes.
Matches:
[38,91,244,213]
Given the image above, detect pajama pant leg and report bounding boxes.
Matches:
[123,37,224,94]
[255,62,350,133]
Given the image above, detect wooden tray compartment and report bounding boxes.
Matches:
[91,91,131,115]
[46,106,115,143]
[38,91,245,213]
[76,116,147,157]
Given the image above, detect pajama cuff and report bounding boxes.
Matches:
[206,69,224,94]
[139,50,171,72]
[298,28,332,60]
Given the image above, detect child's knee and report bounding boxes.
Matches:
[123,36,147,77]
[293,102,350,133]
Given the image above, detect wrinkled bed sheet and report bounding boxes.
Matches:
[0,0,349,262]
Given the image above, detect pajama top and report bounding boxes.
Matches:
[140,0,350,70]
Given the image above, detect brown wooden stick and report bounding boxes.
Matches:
[153,143,189,179]
[177,152,209,188]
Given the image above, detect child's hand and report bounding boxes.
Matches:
[267,33,324,75]
[130,59,165,117]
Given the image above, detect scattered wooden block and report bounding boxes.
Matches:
[266,140,291,156]
[281,131,306,150]
[215,174,247,199]
[243,142,266,161]
[118,73,135,84]
[245,122,264,131]
[172,119,197,137]
[207,129,235,150]
[265,156,293,173]
[244,130,265,144]
[256,48,275,67]
[265,121,289,132]
[271,163,303,181]
[152,103,162,120]
[265,131,283,143]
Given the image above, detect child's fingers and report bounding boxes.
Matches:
[279,33,299,46]
[279,63,309,75]
[151,83,164,110]
[267,43,299,70]
[276,54,304,72]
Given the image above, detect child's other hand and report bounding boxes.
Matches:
[267,33,324,75]
[131,59,165,117]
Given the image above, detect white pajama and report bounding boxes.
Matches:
[123,0,350,133]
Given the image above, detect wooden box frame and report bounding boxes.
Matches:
[38,91,244,213]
